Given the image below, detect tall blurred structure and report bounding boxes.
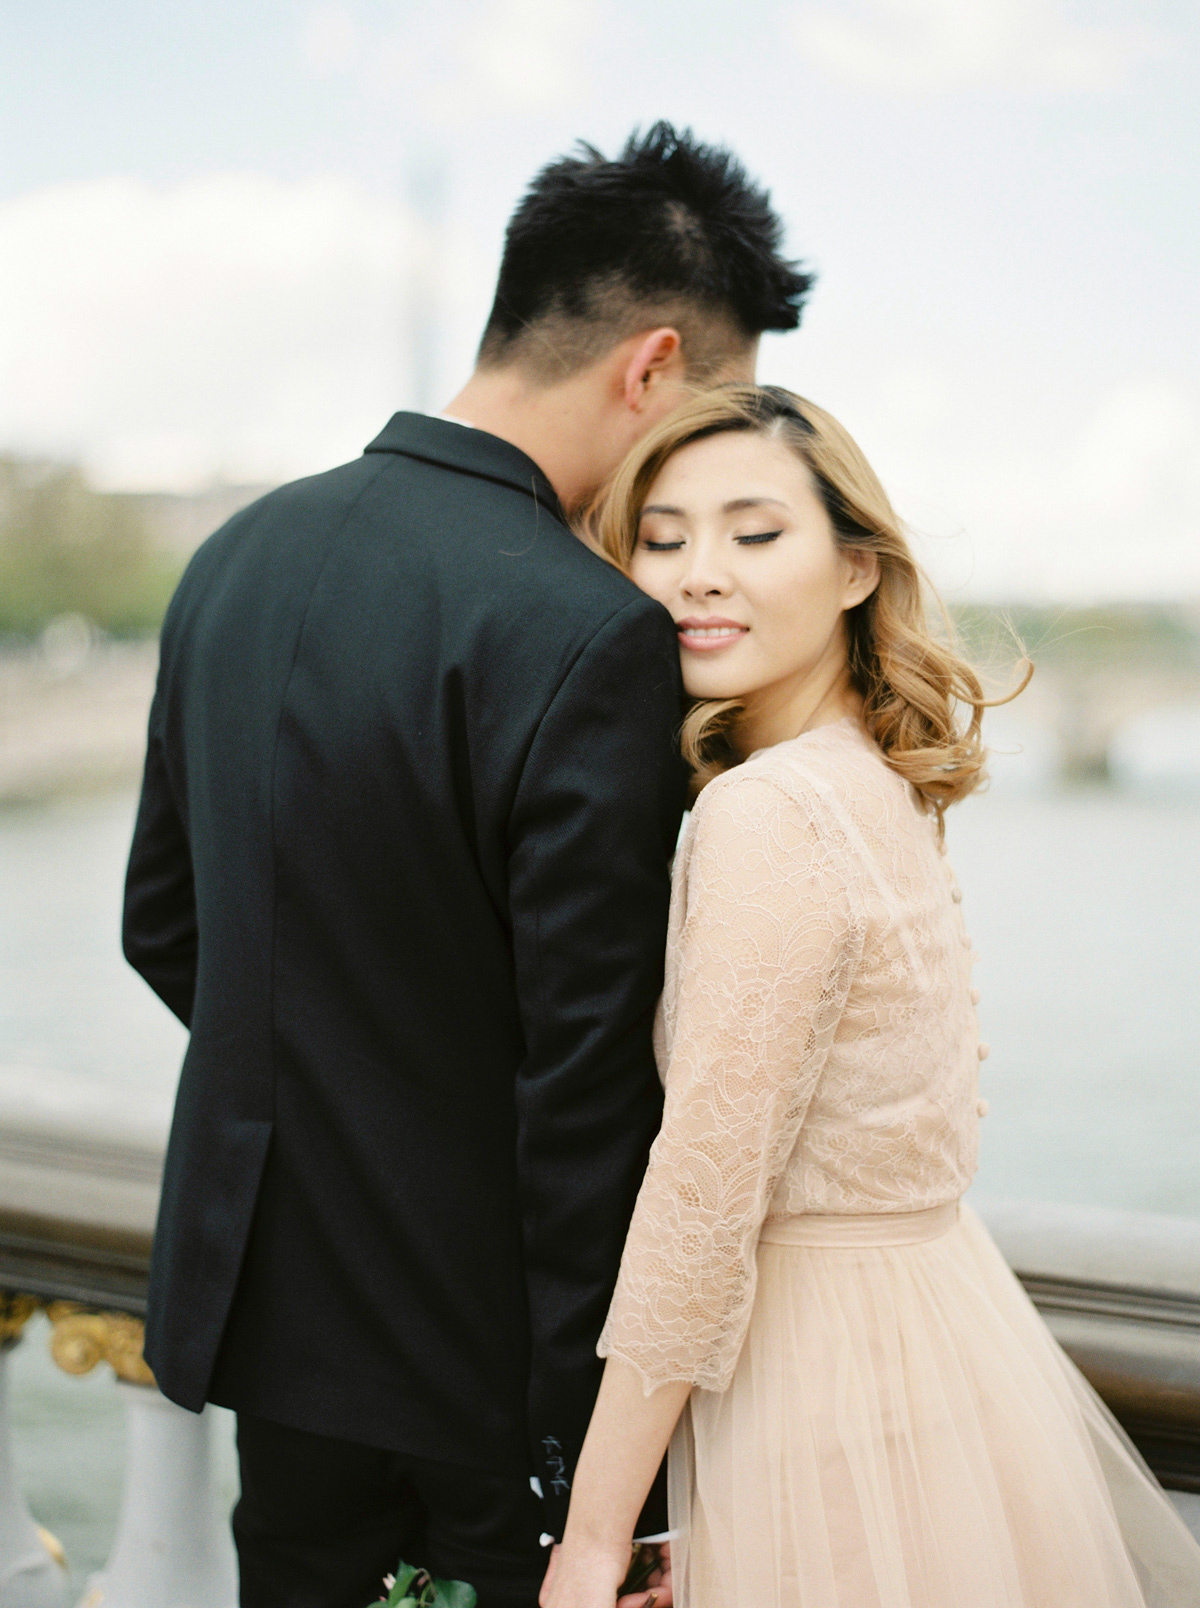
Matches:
[404,153,449,414]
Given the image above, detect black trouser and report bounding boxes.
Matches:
[233,1415,547,1608]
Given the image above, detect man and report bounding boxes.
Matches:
[124,121,811,1608]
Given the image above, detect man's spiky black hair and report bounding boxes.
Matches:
[478,121,814,376]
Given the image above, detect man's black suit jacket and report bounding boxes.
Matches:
[124,414,686,1539]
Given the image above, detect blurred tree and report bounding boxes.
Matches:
[0,458,182,638]
[954,602,1200,675]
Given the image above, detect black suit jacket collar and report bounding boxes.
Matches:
[365,412,567,525]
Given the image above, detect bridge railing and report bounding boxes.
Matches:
[1,1068,1198,1607]
[978,1197,1200,1496]
[0,1069,232,1608]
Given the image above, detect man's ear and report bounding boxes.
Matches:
[621,327,684,411]
[843,548,881,609]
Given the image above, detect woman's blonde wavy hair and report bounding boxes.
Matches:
[592,384,1028,828]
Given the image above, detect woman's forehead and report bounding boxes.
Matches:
[643,430,818,513]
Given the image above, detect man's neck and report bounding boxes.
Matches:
[441,366,610,515]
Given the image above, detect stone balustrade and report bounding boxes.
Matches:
[0,1065,1198,1604]
[979,1196,1200,1500]
[0,1068,233,1608]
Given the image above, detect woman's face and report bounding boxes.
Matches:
[630,429,879,710]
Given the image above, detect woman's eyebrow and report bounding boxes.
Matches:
[722,496,789,514]
[639,495,790,519]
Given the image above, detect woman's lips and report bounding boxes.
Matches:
[675,617,750,653]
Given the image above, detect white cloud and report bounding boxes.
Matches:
[787,0,1160,93]
[297,0,598,115]
[461,0,599,109]
[0,174,414,490]
[300,3,364,75]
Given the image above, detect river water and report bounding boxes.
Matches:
[1,752,1198,1584]
[2,763,1197,1216]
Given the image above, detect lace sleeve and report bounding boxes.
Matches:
[598,767,861,1393]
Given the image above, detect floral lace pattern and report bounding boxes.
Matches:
[599,719,983,1393]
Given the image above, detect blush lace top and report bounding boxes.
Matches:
[598,717,986,1394]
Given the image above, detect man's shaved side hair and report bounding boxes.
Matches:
[478,122,814,383]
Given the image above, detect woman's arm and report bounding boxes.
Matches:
[597,772,860,1396]
[543,771,861,1607]
[541,1360,690,1608]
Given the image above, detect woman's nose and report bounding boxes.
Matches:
[680,559,732,600]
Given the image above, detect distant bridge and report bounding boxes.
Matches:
[952,605,1200,784]
[1017,663,1200,782]
[2,612,1199,802]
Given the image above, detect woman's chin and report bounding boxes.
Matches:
[682,673,751,702]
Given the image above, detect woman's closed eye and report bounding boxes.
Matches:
[730,530,784,549]
[640,529,784,551]
[735,529,783,546]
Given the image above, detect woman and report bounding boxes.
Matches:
[543,386,1200,1608]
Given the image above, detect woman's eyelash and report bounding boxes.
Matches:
[640,529,783,551]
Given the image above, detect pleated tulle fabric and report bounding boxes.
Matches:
[667,1203,1200,1608]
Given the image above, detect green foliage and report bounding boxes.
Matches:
[0,458,182,638]
[377,1561,477,1608]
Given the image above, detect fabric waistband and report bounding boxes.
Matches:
[758,1201,960,1248]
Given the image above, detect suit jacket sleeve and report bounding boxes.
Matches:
[123,675,199,1028]
[507,595,686,1540]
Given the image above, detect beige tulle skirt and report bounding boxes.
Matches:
[668,1201,1200,1608]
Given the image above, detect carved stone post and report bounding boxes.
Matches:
[46,1307,235,1608]
[0,1296,67,1608]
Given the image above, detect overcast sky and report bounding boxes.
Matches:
[1,0,1196,599]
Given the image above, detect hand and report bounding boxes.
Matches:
[618,1541,672,1608]
[539,1539,632,1608]
[540,1540,673,1608]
